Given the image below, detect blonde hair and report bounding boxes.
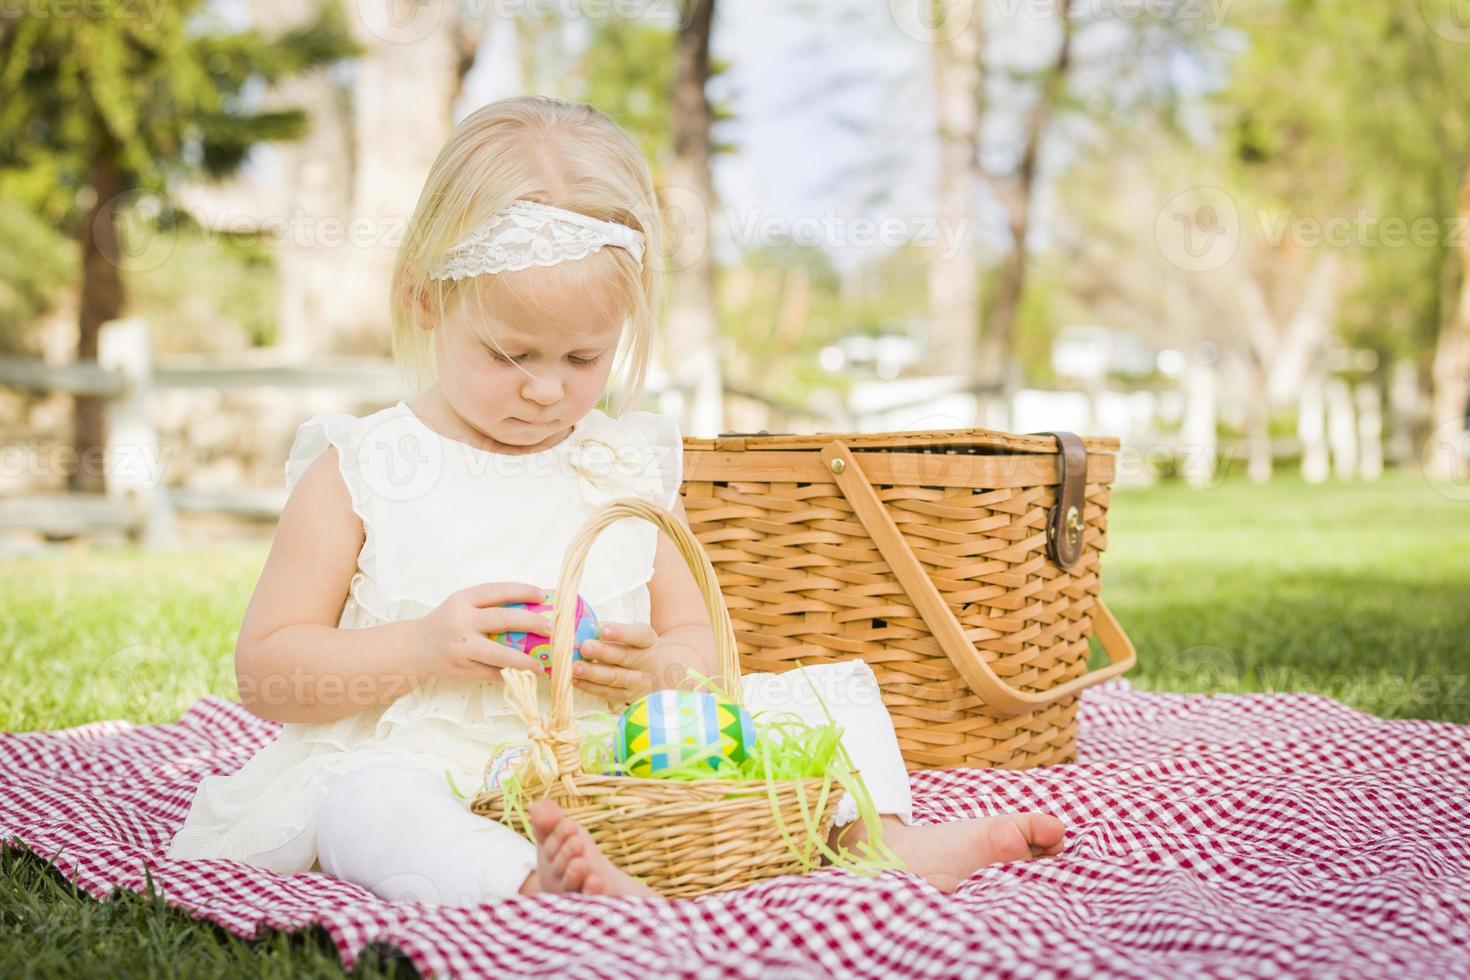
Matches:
[390,96,663,416]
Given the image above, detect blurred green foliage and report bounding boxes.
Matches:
[0,197,74,355]
[718,244,849,405]
[1224,0,1470,370]
[0,0,356,356]
[123,223,280,353]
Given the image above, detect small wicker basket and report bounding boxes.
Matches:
[680,427,1138,771]
[470,497,843,899]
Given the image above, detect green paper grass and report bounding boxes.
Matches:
[484,665,905,883]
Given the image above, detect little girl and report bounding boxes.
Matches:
[165,95,1064,903]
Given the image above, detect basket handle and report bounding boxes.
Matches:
[819,440,1136,717]
[543,496,745,732]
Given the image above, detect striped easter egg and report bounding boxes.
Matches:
[613,689,757,777]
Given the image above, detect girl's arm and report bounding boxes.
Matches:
[235,448,432,725]
[643,496,721,690]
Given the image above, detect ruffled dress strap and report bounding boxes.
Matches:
[554,407,685,625]
[568,408,684,513]
[284,410,387,605]
[285,412,371,510]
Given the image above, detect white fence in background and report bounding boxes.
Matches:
[0,317,408,550]
[846,365,1392,490]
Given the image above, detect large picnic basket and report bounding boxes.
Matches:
[679,428,1137,770]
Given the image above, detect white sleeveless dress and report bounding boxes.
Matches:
[166,400,685,874]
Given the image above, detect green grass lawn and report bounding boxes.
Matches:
[1097,467,1469,725]
[1,467,1466,977]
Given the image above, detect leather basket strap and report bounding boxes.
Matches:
[1029,430,1087,570]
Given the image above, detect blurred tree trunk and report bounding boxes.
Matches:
[251,0,354,362]
[1268,251,1343,404]
[928,4,983,385]
[665,0,723,435]
[1237,249,1343,482]
[3,1,352,500]
[1244,355,1272,483]
[1298,369,1330,483]
[775,266,811,356]
[1428,164,1470,473]
[976,3,1074,428]
[70,138,124,493]
[1286,255,1343,482]
[320,2,476,357]
[245,2,481,360]
[1325,377,1358,478]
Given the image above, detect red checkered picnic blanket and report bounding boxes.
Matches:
[2,680,1466,979]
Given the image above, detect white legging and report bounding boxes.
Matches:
[314,661,913,906]
[316,764,539,906]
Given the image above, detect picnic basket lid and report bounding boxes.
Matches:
[684,428,1121,455]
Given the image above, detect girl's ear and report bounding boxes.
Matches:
[399,280,436,332]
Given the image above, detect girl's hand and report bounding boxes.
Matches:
[414,582,555,685]
[572,621,662,706]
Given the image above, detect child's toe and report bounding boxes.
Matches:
[564,856,590,891]
[1028,814,1065,851]
[529,799,563,843]
[553,833,583,877]
[541,819,571,857]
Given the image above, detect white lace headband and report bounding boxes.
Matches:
[427,199,646,281]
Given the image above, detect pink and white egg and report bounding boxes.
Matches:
[486,590,598,676]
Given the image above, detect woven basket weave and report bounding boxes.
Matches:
[679,427,1137,771]
[471,497,841,899]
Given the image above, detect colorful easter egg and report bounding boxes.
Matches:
[481,744,529,793]
[613,689,758,777]
[487,590,597,676]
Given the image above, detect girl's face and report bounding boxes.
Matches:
[430,265,627,453]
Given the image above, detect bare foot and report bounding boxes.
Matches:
[831,812,1066,892]
[523,798,660,898]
